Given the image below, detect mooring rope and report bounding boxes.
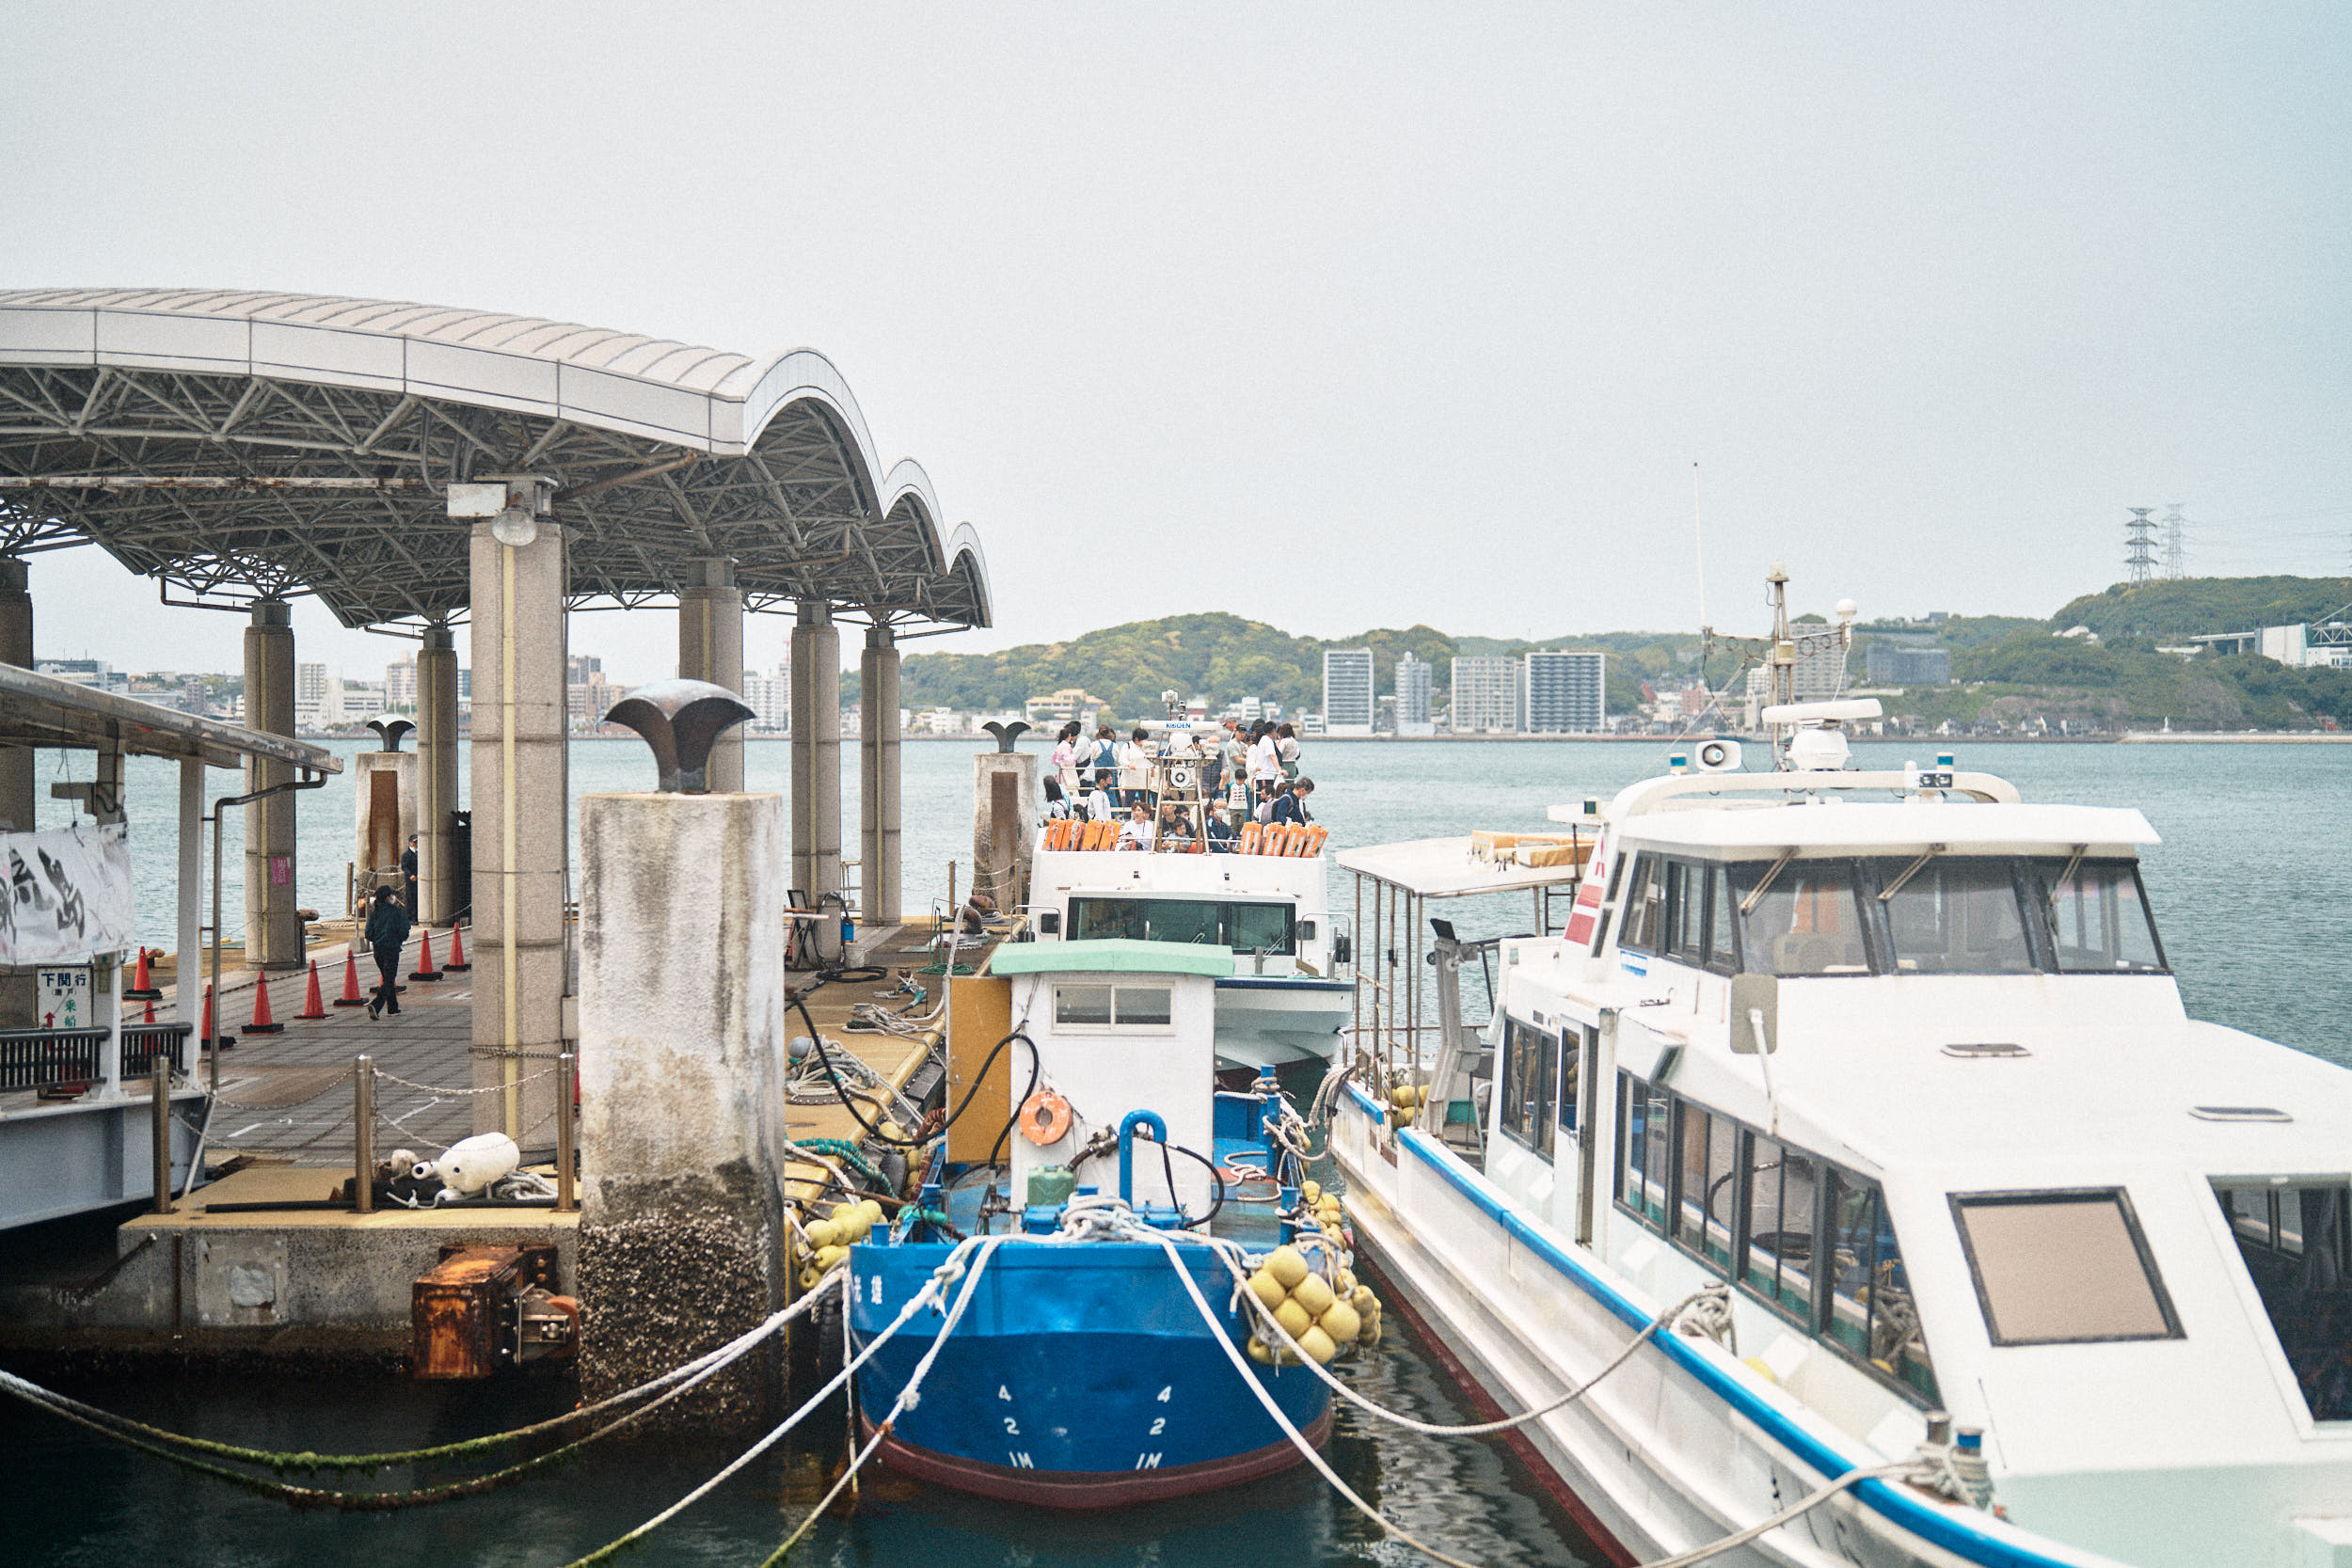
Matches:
[0,1269,843,1497]
[556,1237,996,1568]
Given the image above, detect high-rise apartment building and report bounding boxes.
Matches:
[1522,650,1606,733]
[740,663,791,732]
[385,654,418,711]
[1322,648,1374,736]
[1449,656,1520,734]
[1394,651,1434,736]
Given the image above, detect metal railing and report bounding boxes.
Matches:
[0,1022,192,1093]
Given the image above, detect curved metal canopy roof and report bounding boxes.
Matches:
[0,289,992,631]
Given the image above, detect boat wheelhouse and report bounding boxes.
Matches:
[1329,748,2352,1567]
[1027,719,1349,1071]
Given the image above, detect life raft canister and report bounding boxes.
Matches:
[1018,1089,1073,1145]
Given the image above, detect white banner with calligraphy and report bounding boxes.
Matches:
[0,823,136,964]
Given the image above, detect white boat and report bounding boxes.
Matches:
[1326,610,2352,1566]
[1028,720,1349,1071]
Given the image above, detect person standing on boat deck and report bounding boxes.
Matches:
[1078,780,1115,821]
[1119,728,1152,810]
[1091,725,1120,800]
[1158,804,1193,847]
[1116,801,1155,850]
[1042,778,1071,819]
[1051,723,1082,795]
[1221,721,1250,809]
[1204,802,1239,851]
[1200,721,1228,802]
[1271,777,1315,826]
[1275,723,1302,783]
[400,832,420,914]
[1248,723,1281,804]
[362,885,410,1019]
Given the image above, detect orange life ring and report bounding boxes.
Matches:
[1018,1090,1073,1146]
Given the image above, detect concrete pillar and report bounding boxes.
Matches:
[576,788,786,1426]
[469,521,569,1143]
[417,623,461,926]
[676,558,746,795]
[858,625,901,925]
[0,559,34,1025]
[177,759,203,1031]
[788,601,840,899]
[242,600,301,970]
[973,748,1042,916]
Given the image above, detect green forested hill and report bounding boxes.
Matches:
[897,612,1679,722]
[2047,577,2352,641]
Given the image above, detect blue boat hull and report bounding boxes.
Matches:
[849,1239,1332,1508]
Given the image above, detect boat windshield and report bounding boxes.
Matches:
[1718,853,2168,977]
[1067,896,1296,955]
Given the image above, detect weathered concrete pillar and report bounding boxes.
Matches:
[577,788,786,1426]
[858,625,901,925]
[350,748,417,899]
[469,521,569,1142]
[242,600,301,970]
[788,601,840,898]
[177,758,203,1031]
[676,558,745,795]
[417,623,461,926]
[0,559,34,1024]
[973,746,1042,915]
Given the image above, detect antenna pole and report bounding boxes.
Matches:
[1692,461,1707,634]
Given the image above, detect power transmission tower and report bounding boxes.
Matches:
[2161,503,2186,578]
[2124,508,2158,584]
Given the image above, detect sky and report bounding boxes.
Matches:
[5,3,2347,684]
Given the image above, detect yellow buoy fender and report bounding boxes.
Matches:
[803,1219,840,1250]
[1274,1299,1313,1339]
[1248,1270,1287,1310]
[1266,1245,1310,1290]
[1319,1300,1362,1344]
[1299,1326,1339,1365]
[1300,1180,1322,1203]
[1292,1275,1336,1319]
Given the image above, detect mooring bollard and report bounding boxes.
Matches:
[150,1061,173,1215]
[555,1051,578,1212]
[354,1053,374,1214]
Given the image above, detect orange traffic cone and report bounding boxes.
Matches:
[297,959,328,1021]
[140,996,156,1025]
[125,946,162,1001]
[442,923,470,973]
[244,976,284,1035]
[202,985,235,1052]
[333,949,367,1006]
[409,927,442,982]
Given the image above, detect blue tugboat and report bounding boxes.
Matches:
[845,940,1375,1508]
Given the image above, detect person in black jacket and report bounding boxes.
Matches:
[1270,777,1315,826]
[363,885,411,1019]
[400,832,420,915]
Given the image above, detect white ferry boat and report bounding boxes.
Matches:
[1328,714,2352,1566]
[1027,720,1350,1071]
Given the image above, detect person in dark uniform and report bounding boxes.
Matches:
[1270,777,1316,825]
[364,885,411,1019]
[400,832,420,915]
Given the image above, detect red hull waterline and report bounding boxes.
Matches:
[866,1409,1333,1510]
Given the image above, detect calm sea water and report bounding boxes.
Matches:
[62,734,2352,1063]
[10,736,2346,1566]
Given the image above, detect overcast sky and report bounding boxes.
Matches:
[5,4,2346,683]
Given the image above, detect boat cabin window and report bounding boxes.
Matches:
[1744,1132,1818,1322]
[1952,1190,2178,1348]
[1053,984,1174,1030]
[1828,1170,1941,1400]
[2035,859,2168,974]
[1616,854,1740,974]
[2213,1180,2352,1419]
[1732,860,1872,976]
[1067,896,1296,955]
[1616,1071,1944,1404]
[1498,1019,1557,1159]
[1676,1101,1738,1269]
[1614,1073,1673,1228]
[1872,858,2039,974]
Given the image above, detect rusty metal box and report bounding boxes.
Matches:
[411,1243,558,1379]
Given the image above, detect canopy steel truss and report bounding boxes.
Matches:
[0,294,990,632]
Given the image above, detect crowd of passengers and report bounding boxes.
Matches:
[1042,717,1314,850]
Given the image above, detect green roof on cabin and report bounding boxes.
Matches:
[987,939,1233,978]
